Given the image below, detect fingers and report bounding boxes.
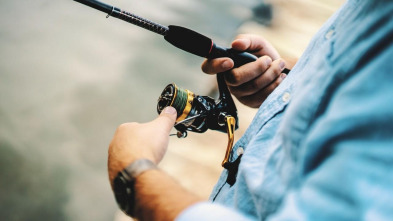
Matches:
[236,73,287,108]
[224,56,273,87]
[154,106,177,134]
[200,34,285,108]
[108,107,177,180]
[231,34,280,60]
[201,34,280,76]
[201,57,234,74]
[228,58,286,108]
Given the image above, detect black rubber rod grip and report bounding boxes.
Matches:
[164,25,257,67]
[164,25,213,57]
[164,25,290,73]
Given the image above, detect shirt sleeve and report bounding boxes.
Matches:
[267,30,393,220]
[176,202,254,221]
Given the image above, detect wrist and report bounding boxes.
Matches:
[114,148,157,170]
[133,169,203,221]
[120,155,156,171]
[112,158,158,217]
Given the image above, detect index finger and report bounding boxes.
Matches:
[201,57,234,74]
[232,34,280,60]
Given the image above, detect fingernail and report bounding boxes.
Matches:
[279,60,286,70]
[163,106,177,115]
[281,73,287,79]
[222,60,232,69]
[265,57,272,66]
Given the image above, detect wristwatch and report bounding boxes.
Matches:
[112,158,158,217]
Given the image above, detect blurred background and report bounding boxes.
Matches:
[0,0,342,220]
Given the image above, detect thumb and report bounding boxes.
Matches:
[231,38,251,51]
[154,106,177,133]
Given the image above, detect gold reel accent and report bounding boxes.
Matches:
[176,89,195,122]
[221,116,236,167]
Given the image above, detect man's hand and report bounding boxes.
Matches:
[107,107,202,220]
[201,34,288,108]
[107,107,177,187]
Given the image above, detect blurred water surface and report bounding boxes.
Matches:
[0,0,258,220]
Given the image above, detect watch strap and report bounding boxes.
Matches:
[123,158,157,180]
[113,159,158,217]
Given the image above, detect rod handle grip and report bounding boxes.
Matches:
[209,44,290,74]
[208,44,257,68]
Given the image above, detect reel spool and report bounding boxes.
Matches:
[157,83,210,137]
[157,73,238,139]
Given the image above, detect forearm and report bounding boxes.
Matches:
[134,169,202,221]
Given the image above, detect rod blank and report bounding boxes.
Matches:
[74,0,113,14]
[73,0,169,35]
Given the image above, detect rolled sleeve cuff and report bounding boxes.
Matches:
[176,202,253,221]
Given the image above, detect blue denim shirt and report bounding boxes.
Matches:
[177,0,393,220]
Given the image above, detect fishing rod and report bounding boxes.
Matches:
[72,0,289,169]
[72,0,268,67]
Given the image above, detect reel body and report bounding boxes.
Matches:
[157,74,238,138]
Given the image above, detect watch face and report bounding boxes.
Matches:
[113,173,135,216]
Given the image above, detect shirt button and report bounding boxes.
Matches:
[325,29,335,39]
[282,92,291,102]
[236,147,244,156]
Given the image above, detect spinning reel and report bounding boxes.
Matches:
[157,73,238,166]
[73,0,286,166]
